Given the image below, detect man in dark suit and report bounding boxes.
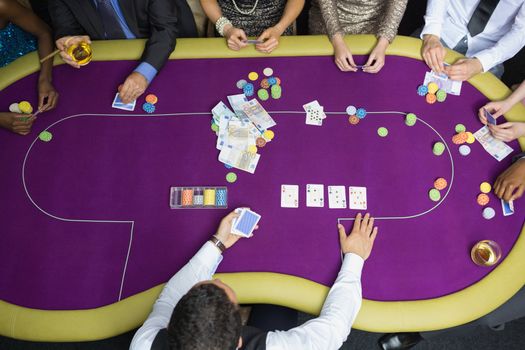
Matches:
[49,0,197,103]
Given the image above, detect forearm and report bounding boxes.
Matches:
[507,81,525,106]
[200,0,223,24]
[377,0,408,43]
[37,31,54,82]
[319,0,343,39]
[274,0,304,34]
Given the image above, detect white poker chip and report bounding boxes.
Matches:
[459,145,471,156]
[346,105,357,115]
[482,207,496,220]
[263,68,273,77]
[9,103,21,113]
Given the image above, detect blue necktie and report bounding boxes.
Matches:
[96,0,126,39]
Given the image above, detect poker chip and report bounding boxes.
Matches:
[243,83,254,97]
[18,101,33,114]
[452,132,468,145]
[39,130,52,142]
[267,77,277,86]
[142,102,155,113]
[377,127,388,137]
[224,163,233,169]
[247,145,258,153]
[263,67,273,77]
[256,137,267,147]
[257,89,269,101]
[211,123,219,132]
[405,113,417,126]
[417,85,428,96]
[236,79,248,89]
[433,142,445,156]
[356,108,367,119]
[477,193,490,206]
[346,105,357,115]
[480,182,492,194]
[226,172,237,183]
[216,189,228,206]
[455,124,466,133]
[429,188,441,202]
[427,82,439,94]
[248,72,259,81]
[274,77,281,86]
[436,89,447,102]
[348,115,360,125]
[145,94,158,104]
[260,79,270,89]
[9,103,21,113]
[482,207,496,220]
[270,85,281,99]
[434,178,448,190]
[426,93,437,104]
[466,132,475,144]
[263,129,275,141]
[459,144,471,156]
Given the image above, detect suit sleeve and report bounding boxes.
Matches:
[141,0,179,72]
[512,152,525,163]
[48,0,87,40]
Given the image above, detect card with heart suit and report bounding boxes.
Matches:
[349,186,367,210]
[281,184,299,208]
[328,186,346,209]
[306,184,324,207]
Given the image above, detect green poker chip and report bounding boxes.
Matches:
[226,172,237,183]
[211,123,219,132]
[377,127,388,137]
[429,188,441,202]
[433,142,445,156]
[436,89,447,102]
[455,124,466,133]
[39,130,52,142]
[405,113,417,126]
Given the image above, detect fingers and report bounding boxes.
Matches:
[338,224,347,242]
[366,217,375,235]
[512,185,525,201]
[503,184,516,202]
[47,91,59,110]
[364,56,384,74]
[370,227,378,244]
[352,212,362,231]
[361,213,370,232]
[256,38,278,53]
[478,107,487,124]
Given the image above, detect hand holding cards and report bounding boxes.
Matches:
[231,208,261,237]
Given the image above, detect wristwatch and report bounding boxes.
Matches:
[210,236,226,253]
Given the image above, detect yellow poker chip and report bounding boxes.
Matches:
[247,145,258,154]
[466,132,475,144]
[427,82,439,94]
[18,101,33,114]
[248,72,259,81]
[480,182,492,194]
[263,129,274,141]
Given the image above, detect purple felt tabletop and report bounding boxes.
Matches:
[0,55,523,310]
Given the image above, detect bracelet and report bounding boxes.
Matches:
[210,236,226,253]
[216,16,232,37]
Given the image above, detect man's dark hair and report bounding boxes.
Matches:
[167,283,242,350]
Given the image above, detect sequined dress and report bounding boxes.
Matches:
[0,22,37,67]
[218,0,293,37]
[309,0,408,42]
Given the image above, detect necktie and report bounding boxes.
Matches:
[467,0,501,37]
[96,0,126,39]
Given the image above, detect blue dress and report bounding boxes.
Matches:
[0,22,37,67]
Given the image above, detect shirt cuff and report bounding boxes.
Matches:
[420,22,442,39]
[473,51,495,73]
[134,62,158,84]
[195,241,224,276]
[342,253,364,278]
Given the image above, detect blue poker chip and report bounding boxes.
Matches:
[267,77,277,85]
[417,85,428,96]
[243,83,254,97]
[356,108,367,119]
[215,188,227,206]
[224,163,233,169]
[143,102,155,114]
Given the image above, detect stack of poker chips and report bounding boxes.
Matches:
[143,94,158,113]
[237,68,282,101]
[417,82,447,104]
[169,186,228,209]
[346,105,367,125]
[428,177,448,202]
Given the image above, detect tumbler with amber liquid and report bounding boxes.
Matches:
[470,240,502,267]
[66,42,93,66]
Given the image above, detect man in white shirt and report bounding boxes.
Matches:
[130,210,378,350]
[420,0,525,81]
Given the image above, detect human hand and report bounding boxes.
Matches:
[494,159,525,201]
[56,36,91,68]
[255,26,282,54]
[332,34,357,72]
[117,72,148,104]
[214,209,259,249]
[488,122,525,142]
[37,79,59,112]
[338,213,378,260]
[422,34,446,74]
[224,25,248,51]
[0,112,36,136]
[444,58,483,81]
[363,37,388,74]
[478,101,513,124]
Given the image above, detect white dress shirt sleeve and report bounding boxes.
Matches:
[473,3,525,72]
[265,253,364,350]
[421,0,451,38]
[129,242,222,350]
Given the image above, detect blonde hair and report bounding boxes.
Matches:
[16,0,32,9]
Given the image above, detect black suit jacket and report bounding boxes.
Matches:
[49,0,196,71]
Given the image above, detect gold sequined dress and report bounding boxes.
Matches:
[309,0,408,42]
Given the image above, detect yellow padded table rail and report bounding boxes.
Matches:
[0,35,524,342]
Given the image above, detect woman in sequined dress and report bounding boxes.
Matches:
[0,0,58,135]
[200,0,304,53]
[309,0,408,73]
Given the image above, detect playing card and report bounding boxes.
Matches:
[281,184,299,208]
[112,93,136,111]
[306,184,324,207]
[474,126,513,161]
[501,199,515,216]
[232,208,261,237]
[349,186,367,210]
[302,100,321,112]
[305,110,323,126]
[484,108,497,125]
[328,186,346,209]
[243,40,263,44]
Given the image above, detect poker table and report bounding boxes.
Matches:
[1,35,525,342]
